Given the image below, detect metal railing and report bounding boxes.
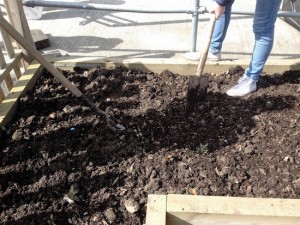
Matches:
[22,0,300,53]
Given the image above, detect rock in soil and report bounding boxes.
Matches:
[104,208,117,223]
[124,198,140,213]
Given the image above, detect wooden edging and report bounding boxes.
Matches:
[146,194,300,225]
[48,56,300,75]
[0,52,23,84]
[146,195,167,225]
[0,60,42,127]
[1,56,299,127]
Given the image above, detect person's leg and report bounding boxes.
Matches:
[187,0,234,61]
[244,0,282,81]
[209,1,233,55]
[227,0,282,97]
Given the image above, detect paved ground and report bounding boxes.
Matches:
[2,0,300,61]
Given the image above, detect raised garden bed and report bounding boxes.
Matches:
[0,64,299,224]
[146,194,300,225]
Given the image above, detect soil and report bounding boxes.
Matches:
[0,65,300,225]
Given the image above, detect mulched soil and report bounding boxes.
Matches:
[0,65,300,225]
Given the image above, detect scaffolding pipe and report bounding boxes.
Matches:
[191,0,200,52]
[22,0,300,17]
[22,0,195,14]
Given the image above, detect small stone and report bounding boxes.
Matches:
[215,167,230,177]
[63,196,74,204]
[104,208,116,223]
[11,130,22,141]
[246,185,252,196]
[293,178,300,189]
[124,198,139,213]
[148,154,154,160]
[116,124,125,131]
[48,112,56,119]
[268,190,277,196]
[93,216,99,222]
[253,115,260,121]
[251,136,260,144]
[283,156,294,163]
[199,171,207,178]
[259,168,266,176]
[244,144,254,154]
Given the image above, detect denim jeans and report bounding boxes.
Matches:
[210,0,282,81]
[209,1,233,55]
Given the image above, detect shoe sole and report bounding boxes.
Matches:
[184,52,221,61]
[207,58,221,61]
[226,88,257,97]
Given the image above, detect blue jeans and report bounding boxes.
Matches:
[210,0,282,81]
[210,1,233,55]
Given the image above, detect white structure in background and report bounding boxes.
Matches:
[23,4,43,19]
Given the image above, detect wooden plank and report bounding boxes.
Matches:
[167,212,300,225]
[0,9,22,79]
[167,195,300,225]
[0,43,6,69]
[167,195,300,217]
[13,64,22,79]
[5,75,13,91]
[48,57,300,75]
[0,42,10,95]
[3,0,14,30]
[3,0,23,41]
[0,60,42,127]
[0,9,15,57]
[146,195,167,225]
[3,0,25,71]
[0,88,4,103]
[15,0,34,47]
[31,29,50,50]
[0,52,23,84]
[0,32,14,93]
[2,1,33,65]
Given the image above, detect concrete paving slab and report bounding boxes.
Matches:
[1,0,300,63]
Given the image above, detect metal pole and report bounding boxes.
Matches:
[23,0,300,17]
[191,0,200,53]
[23,0,194,14]
[22,0,300,62]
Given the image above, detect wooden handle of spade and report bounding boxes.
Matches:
[196,14,217,76]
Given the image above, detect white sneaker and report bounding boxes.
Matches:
[184,51,221,61]
[226,75,257,97]
[207,51,221,61]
